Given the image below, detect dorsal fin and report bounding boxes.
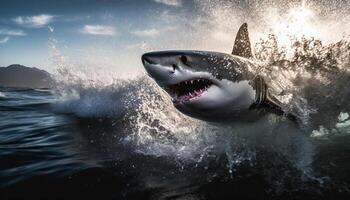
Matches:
[232,23,252,58]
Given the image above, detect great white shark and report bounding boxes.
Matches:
[141,23,295,122]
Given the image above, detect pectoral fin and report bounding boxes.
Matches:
[250,76,297,122]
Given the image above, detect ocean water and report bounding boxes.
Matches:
[0,69,350,199]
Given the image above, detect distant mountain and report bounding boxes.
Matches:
[0,64,52,88]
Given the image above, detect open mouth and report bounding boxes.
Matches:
[165,78,213,103]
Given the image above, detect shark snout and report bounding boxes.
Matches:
[141,52,172,65]
[141,53,154,65]
[142,53,176,83]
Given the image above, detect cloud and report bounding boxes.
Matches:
[81,25,117,36]
[0,29,26,36]
[13,14,55,28]
[153,0,182,7]
[132,29,160,37]
[0,28,26,44]
[0,37,10,44]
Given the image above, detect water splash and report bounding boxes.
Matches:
[46,0,350,194]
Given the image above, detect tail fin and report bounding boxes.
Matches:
[232,23,253,58]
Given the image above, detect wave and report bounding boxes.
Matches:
[53,79,137,118]
[0,92,5,99]
[2,100,52,110]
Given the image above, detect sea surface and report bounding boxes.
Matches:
[0,80,350,199]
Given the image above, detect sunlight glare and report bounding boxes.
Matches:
[271,5,319,47]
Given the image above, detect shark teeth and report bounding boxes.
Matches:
[165,78,213,103]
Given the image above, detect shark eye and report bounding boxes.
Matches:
[180,55,188,64]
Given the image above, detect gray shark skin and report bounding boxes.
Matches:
[141,23,293,122]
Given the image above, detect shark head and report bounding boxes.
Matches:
[141,23,286,122]
[142,50,257,121]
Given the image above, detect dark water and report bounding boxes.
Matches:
[0,87,350,200]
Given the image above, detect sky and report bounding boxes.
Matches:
[0,0,197,72]
[1,0,350,73]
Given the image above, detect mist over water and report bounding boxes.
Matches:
[2,0,348,198]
